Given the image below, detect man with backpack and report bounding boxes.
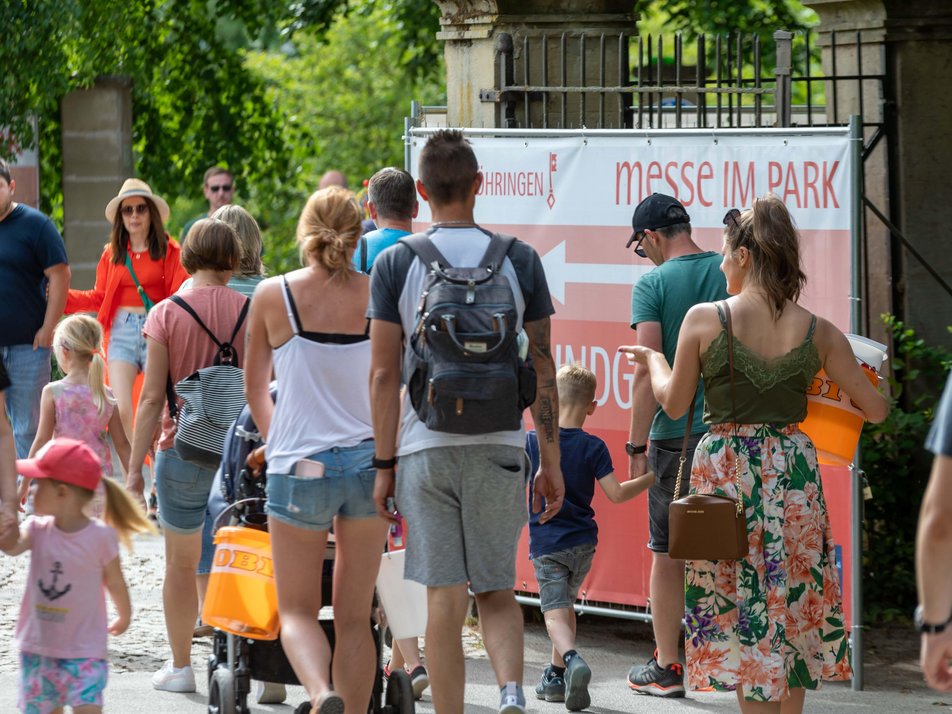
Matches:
[368,129,564,714]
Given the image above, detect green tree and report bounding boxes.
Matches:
[244,2,445,273]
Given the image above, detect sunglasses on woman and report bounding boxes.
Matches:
[121,204,150,216]
[723,208,741,228]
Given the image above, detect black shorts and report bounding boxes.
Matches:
[646,433,704,553]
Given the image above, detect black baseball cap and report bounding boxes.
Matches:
[630,193,690,235]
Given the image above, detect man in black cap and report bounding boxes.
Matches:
[623,193,728,697]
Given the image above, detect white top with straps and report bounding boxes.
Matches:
[266,278,374,475]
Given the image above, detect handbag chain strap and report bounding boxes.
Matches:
[672,300,743,516]
[722,301,744,517]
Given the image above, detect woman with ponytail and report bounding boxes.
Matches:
[20,315,131,517]
[622,194,888,712]
[245,186,387,713]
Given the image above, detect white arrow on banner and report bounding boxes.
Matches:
[540,241,652,304]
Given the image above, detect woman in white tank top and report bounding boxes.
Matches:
[245,187,387,714]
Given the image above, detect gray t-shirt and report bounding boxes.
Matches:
[368,226,554,456]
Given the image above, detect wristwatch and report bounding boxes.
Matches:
[625,442,647,456]
[372,456,398,470]
[914,605,952,634]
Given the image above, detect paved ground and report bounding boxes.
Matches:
[1,532,949,712]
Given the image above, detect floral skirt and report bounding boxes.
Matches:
[684,423,852,702]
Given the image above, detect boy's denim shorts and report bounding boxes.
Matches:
[154,447,217,534]
[266,439,378,531]
[532,542,596,613]
[108,310,148,370]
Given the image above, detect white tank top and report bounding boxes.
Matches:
[266,277,373,475]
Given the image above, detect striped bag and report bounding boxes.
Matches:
[166,295,250,469]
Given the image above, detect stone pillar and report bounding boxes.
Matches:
[434,1,637,129]
[881,1,952,351]
[60,77,133,290]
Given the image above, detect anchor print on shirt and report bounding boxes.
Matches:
[38,561,72,601]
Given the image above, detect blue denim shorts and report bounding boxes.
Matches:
[108,310,148,369]
[267,440,378,531]
[533,542,596,612]
[154,447,217,534]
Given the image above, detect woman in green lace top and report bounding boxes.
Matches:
[621,194,888,712]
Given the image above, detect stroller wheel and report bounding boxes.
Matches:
[385,669,415,714]
[208,667,237,714]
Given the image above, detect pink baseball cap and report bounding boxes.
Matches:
[16,438,102,492]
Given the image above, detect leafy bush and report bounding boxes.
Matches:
[860,316,951,622]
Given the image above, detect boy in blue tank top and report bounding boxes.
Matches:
[526,364,654,711]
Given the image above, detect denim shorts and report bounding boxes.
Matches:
[266,440,378,531]
[108,310,148,369]
[533,543,596,612]
[19,652,107,713]
[154,447,217,534]
[647,434,703,553]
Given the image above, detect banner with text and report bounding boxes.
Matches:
[408,128,855,620]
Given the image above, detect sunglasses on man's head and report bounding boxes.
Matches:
[121,204,149,216]
[209,184,233,193]
[626,230,648,258]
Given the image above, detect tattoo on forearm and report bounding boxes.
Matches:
[538,396,555,443]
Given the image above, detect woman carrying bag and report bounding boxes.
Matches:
[620,194,888,713]
[65,179,189,446]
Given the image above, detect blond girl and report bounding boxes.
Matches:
[6,437,155,714]
[20,315,130,516]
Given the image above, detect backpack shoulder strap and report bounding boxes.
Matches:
[400,232,453,271]
[169,295,223,350]
[480,233,517,271]
[228,298,251,348]
[359,236,368,273]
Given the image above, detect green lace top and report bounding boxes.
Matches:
[699,305,822,425]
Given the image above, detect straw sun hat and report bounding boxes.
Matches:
[105,178,171,224]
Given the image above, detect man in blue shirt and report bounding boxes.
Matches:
[354,167,418,273]
[0,159,70,458]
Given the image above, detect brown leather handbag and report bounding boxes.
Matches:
[668,301,748,561]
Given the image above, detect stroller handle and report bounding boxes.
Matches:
[212,497,267,535]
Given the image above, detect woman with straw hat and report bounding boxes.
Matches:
[65,178,188,465]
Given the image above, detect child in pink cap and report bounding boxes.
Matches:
[4,437,155,714]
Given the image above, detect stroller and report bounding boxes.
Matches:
[205,392,415,714]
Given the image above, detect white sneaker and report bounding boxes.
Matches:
[151,660,196,692]
[254,680,287,704]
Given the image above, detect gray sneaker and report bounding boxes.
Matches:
[535,665,566,702]
[564,654,592,711]
[499,682,527,713]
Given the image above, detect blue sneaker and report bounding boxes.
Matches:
[535,665,566,702]
[564,653,592,711]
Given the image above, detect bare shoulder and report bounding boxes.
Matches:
[684,301,723,334]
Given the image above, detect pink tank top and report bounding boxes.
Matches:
[51,381,115,516]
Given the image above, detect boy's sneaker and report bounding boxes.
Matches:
[151,660,196,692]
[535,665,566,702]
[254,680,288,704]
[408,665,430,700]
[627,651,685,698]
[564,654,592,711]
[499,682,527,713]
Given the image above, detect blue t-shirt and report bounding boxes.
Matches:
[630,251,728,440]
[526,427,614,558]
[353,227,408,273]
[0,204,68,347]
[927,372,952,458]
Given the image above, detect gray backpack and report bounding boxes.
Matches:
[401,229,536,434]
